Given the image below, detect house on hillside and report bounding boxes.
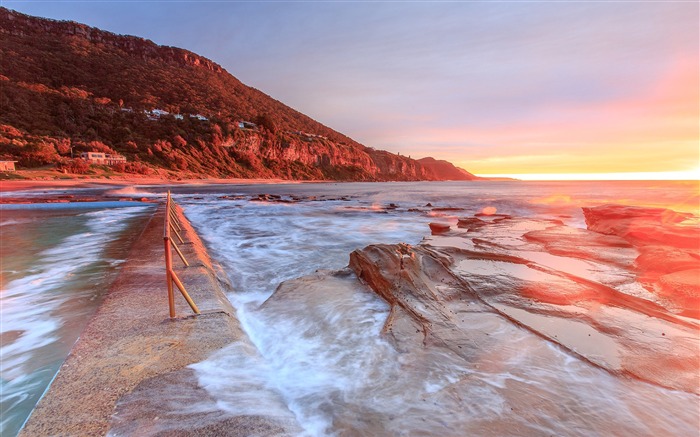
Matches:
[80,152,127,166]
[238,121,258,130]
[145,109,170,120]
[293,131,327,141]
[0,161,17,172]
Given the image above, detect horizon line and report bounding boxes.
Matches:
[474,169,700,181]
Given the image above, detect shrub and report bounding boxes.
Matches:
[124,162,152,175]
[18,141,60,167]
[254,113,277,134]
[56,157,90,174]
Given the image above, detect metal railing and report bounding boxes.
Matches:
[164,191,200,318]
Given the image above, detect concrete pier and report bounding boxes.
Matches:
[19,203,288,435]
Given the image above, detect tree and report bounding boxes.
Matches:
[254,113,276,134]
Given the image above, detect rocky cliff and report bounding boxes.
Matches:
[417,157,479,180]
[0,7,477,181]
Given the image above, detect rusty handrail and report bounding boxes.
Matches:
[164,191,199,318]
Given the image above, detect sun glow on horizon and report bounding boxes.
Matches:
[478,168,700,181]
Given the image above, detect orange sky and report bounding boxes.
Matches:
[459,55,699,178]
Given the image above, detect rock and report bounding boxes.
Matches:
[431,207,464,212]
[352,250,697,395]
[524,226,638,268]
[251,194,284,202]
[580,205,700,316]
[635,245,700,275]
[457,217,486,230]
[428,222,450,234]
[228,203,700,434]
[583,205,699,249]
[656,269,700,317]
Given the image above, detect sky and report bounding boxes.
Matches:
[3,1,699,179]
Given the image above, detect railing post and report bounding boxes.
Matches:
[163,190,196,318]
[170,270,200,314]
[170,239,189,266]
[164,237,176,318]
[164,191,176,318]
[169,211,182,231]
[170,222,185,244]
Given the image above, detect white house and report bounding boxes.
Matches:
[80,152,127,165]
[0,160,17,172]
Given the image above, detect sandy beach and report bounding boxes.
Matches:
[0,176,305,193]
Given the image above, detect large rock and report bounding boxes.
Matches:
[583,205,699,248]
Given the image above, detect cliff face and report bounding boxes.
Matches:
[0,7,476,181]
[417,157,479,180]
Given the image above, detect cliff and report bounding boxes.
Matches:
[417,157,479,180]
[0,7,477,181]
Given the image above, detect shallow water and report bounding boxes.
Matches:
[176,181,699,436]
[0,204,153,436]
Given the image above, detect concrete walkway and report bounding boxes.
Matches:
[19,203,271,436]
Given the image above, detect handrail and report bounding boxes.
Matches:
[164,191,199,318]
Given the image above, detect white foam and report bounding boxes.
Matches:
[0,206,150,380]
[104,186,163,198]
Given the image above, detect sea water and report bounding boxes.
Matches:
[172,181,699,436]
[0,203,153,437]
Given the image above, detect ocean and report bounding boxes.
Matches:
[1,180,698,436]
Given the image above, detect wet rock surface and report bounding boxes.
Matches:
[349,205,699,395]
[248,203,699,435]
[165,187,700,436]
[110,368,301,437]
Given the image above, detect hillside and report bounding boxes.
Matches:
[417,157,480,180]
[0,8,477,181]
